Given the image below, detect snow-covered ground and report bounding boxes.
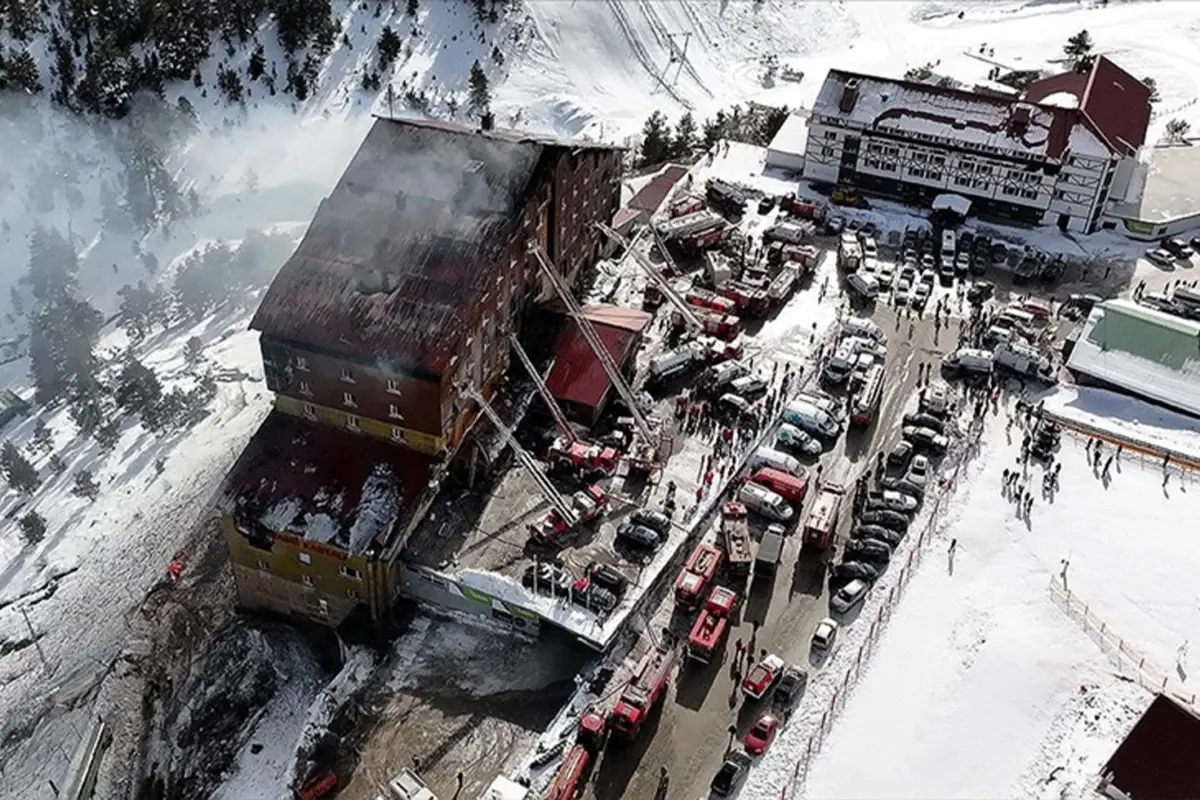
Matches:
[743,394,1200,800]
[1043,384,1200,461]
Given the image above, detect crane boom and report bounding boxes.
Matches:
[594,222,704,332]
[528,243,654,442]
[508,334,576,446]
[458,383,576,523]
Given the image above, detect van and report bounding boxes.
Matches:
[846,272,880,299]
[750,467,809,505]
[783,400,840,439]
[943,347,994,375]
[381,770,437,800]
[921,381,951,416]
[941,230,957,260]
[738,482,794,523]
[996,307,1036,331]
[747,446,805,478]
[841,317,885,343]
[794,391,844,421]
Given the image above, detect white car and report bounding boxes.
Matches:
[877,264,895,288]
[871,489,920,513]
[905,454,930,489]
[1145,248,1174,267]
[811,618,839,651]
[776,423,824,456]
[912,282,931,306]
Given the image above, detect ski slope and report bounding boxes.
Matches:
[742,400,1200,800]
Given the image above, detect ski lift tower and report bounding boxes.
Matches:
[457,382,576,525]
[528,243,668,473]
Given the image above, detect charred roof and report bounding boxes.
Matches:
[252,116,583,375]
[218,411,438,557]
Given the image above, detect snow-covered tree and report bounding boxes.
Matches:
[467,59,490,115]
[72,469,100,501]
[18,511,47,546]
[1063,30,1093,60]
[2,441,40,494]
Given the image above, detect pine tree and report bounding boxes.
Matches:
[248,45,267,81]
[116,359,163,417]
[1166,118,1191,143]
[406,0,419,16]
[29,419,53,456]
[1063,30,1094,60]
[1,441,40,494]
[72,469,100,501]
[217,66,245,104]
[118,281,160,344]
[378,26,402,67]
[184,336,205,367]
[94,421,121,452]
[24,226,80,302]
[491,45,504,67]
[467,60,490,115]
[671,112,698,159]
[638,111,672,167]
[1143,76,1160,103]
[18,511,47,546]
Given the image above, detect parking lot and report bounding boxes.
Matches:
[584,293,951,800]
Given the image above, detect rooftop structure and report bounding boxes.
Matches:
[1024,55,1152,156]
[1066,299,1200,418]
[1100,694,1200,800]
[545,304,652,423]
[765,112,810,172]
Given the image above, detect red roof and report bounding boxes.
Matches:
[627,165,689,213]
[545,305,651,410]
[1103,694,1200,800]
[1024,55,1151,156]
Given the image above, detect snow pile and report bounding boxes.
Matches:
[747,405,1200,799]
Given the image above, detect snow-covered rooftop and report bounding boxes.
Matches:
[1067,300,1200,419]
[811,69,1110,160]
[1040,90,1081,109]
[767,112,810,157]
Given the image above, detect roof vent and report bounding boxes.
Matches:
[839,78,861,113]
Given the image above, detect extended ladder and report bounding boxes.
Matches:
[508,333,577,447]
[595,222,704,334]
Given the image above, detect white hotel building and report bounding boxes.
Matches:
[800,56,1152,235]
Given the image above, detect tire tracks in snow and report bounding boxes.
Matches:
[604,0,692,109]
[636,0,713,98]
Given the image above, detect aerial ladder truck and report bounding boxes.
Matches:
[507,333,621,480]
[529,242,668,478]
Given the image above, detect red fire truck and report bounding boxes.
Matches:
[670,195,706,218]
[780,195,825,221]
[543,709,607,800]
[658,211,728,254]
[609,645,677,740]
[717,283,770,317]
[548,440,621,478]
[671,309,741,341]
[720,501,755,578]
[686,585,739,663]
[803,483,845,550]
[685,288,738,315]
[674,543,723,610]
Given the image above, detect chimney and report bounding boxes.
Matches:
[1010,103,1032,136]
[839,78,861,113]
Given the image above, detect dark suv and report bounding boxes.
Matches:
[710,751,753,796]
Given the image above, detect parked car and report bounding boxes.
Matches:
[757,196,775,215]
[811,617,839,651]
[710,751,754,797]
[852,524,903,546]
[731,374,769,397]
[571,582,617,614]
[744,711,781,756]
[776,423,824,456]
[585,562,629,598]
[1146,248,1175,267]
[844,538,892,564]
[1163,237,1194,259]
[719,393,759,421]
[629,508,671,536]
[858,509,909,532]
[773,666,808,709]
[615,523,661,550]
[903,425,950,453]
[865,489,919,513]
[903,412,946,433]
[887,440,913,468]
[905,455,931,492]
[955,251,971,275]
[831,577,871,613]
[742,654,786,699]
[832,561,879,583]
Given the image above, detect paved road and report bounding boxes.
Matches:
[585,297,951,800]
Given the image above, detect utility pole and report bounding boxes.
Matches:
[19,606,50,673]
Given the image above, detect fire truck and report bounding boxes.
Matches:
[705,178,747,216]
[657,211,728,254]
[670,194,706,218]
[803,483,845,550]
[780,195,825,221]
[609,644,677,740]
[763,221,812,245]
[674,543,723,610]
[849,364,885,428]
[543,708,607,800]
[767,268,798,305]
[685,288,738,315]
[671,309,741,341]
[720,501,755,578]
[686,585,739,663]
[547,439,621,479]
[783,244,821,271]
[530,485,609,545]
[717,283,770,317]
